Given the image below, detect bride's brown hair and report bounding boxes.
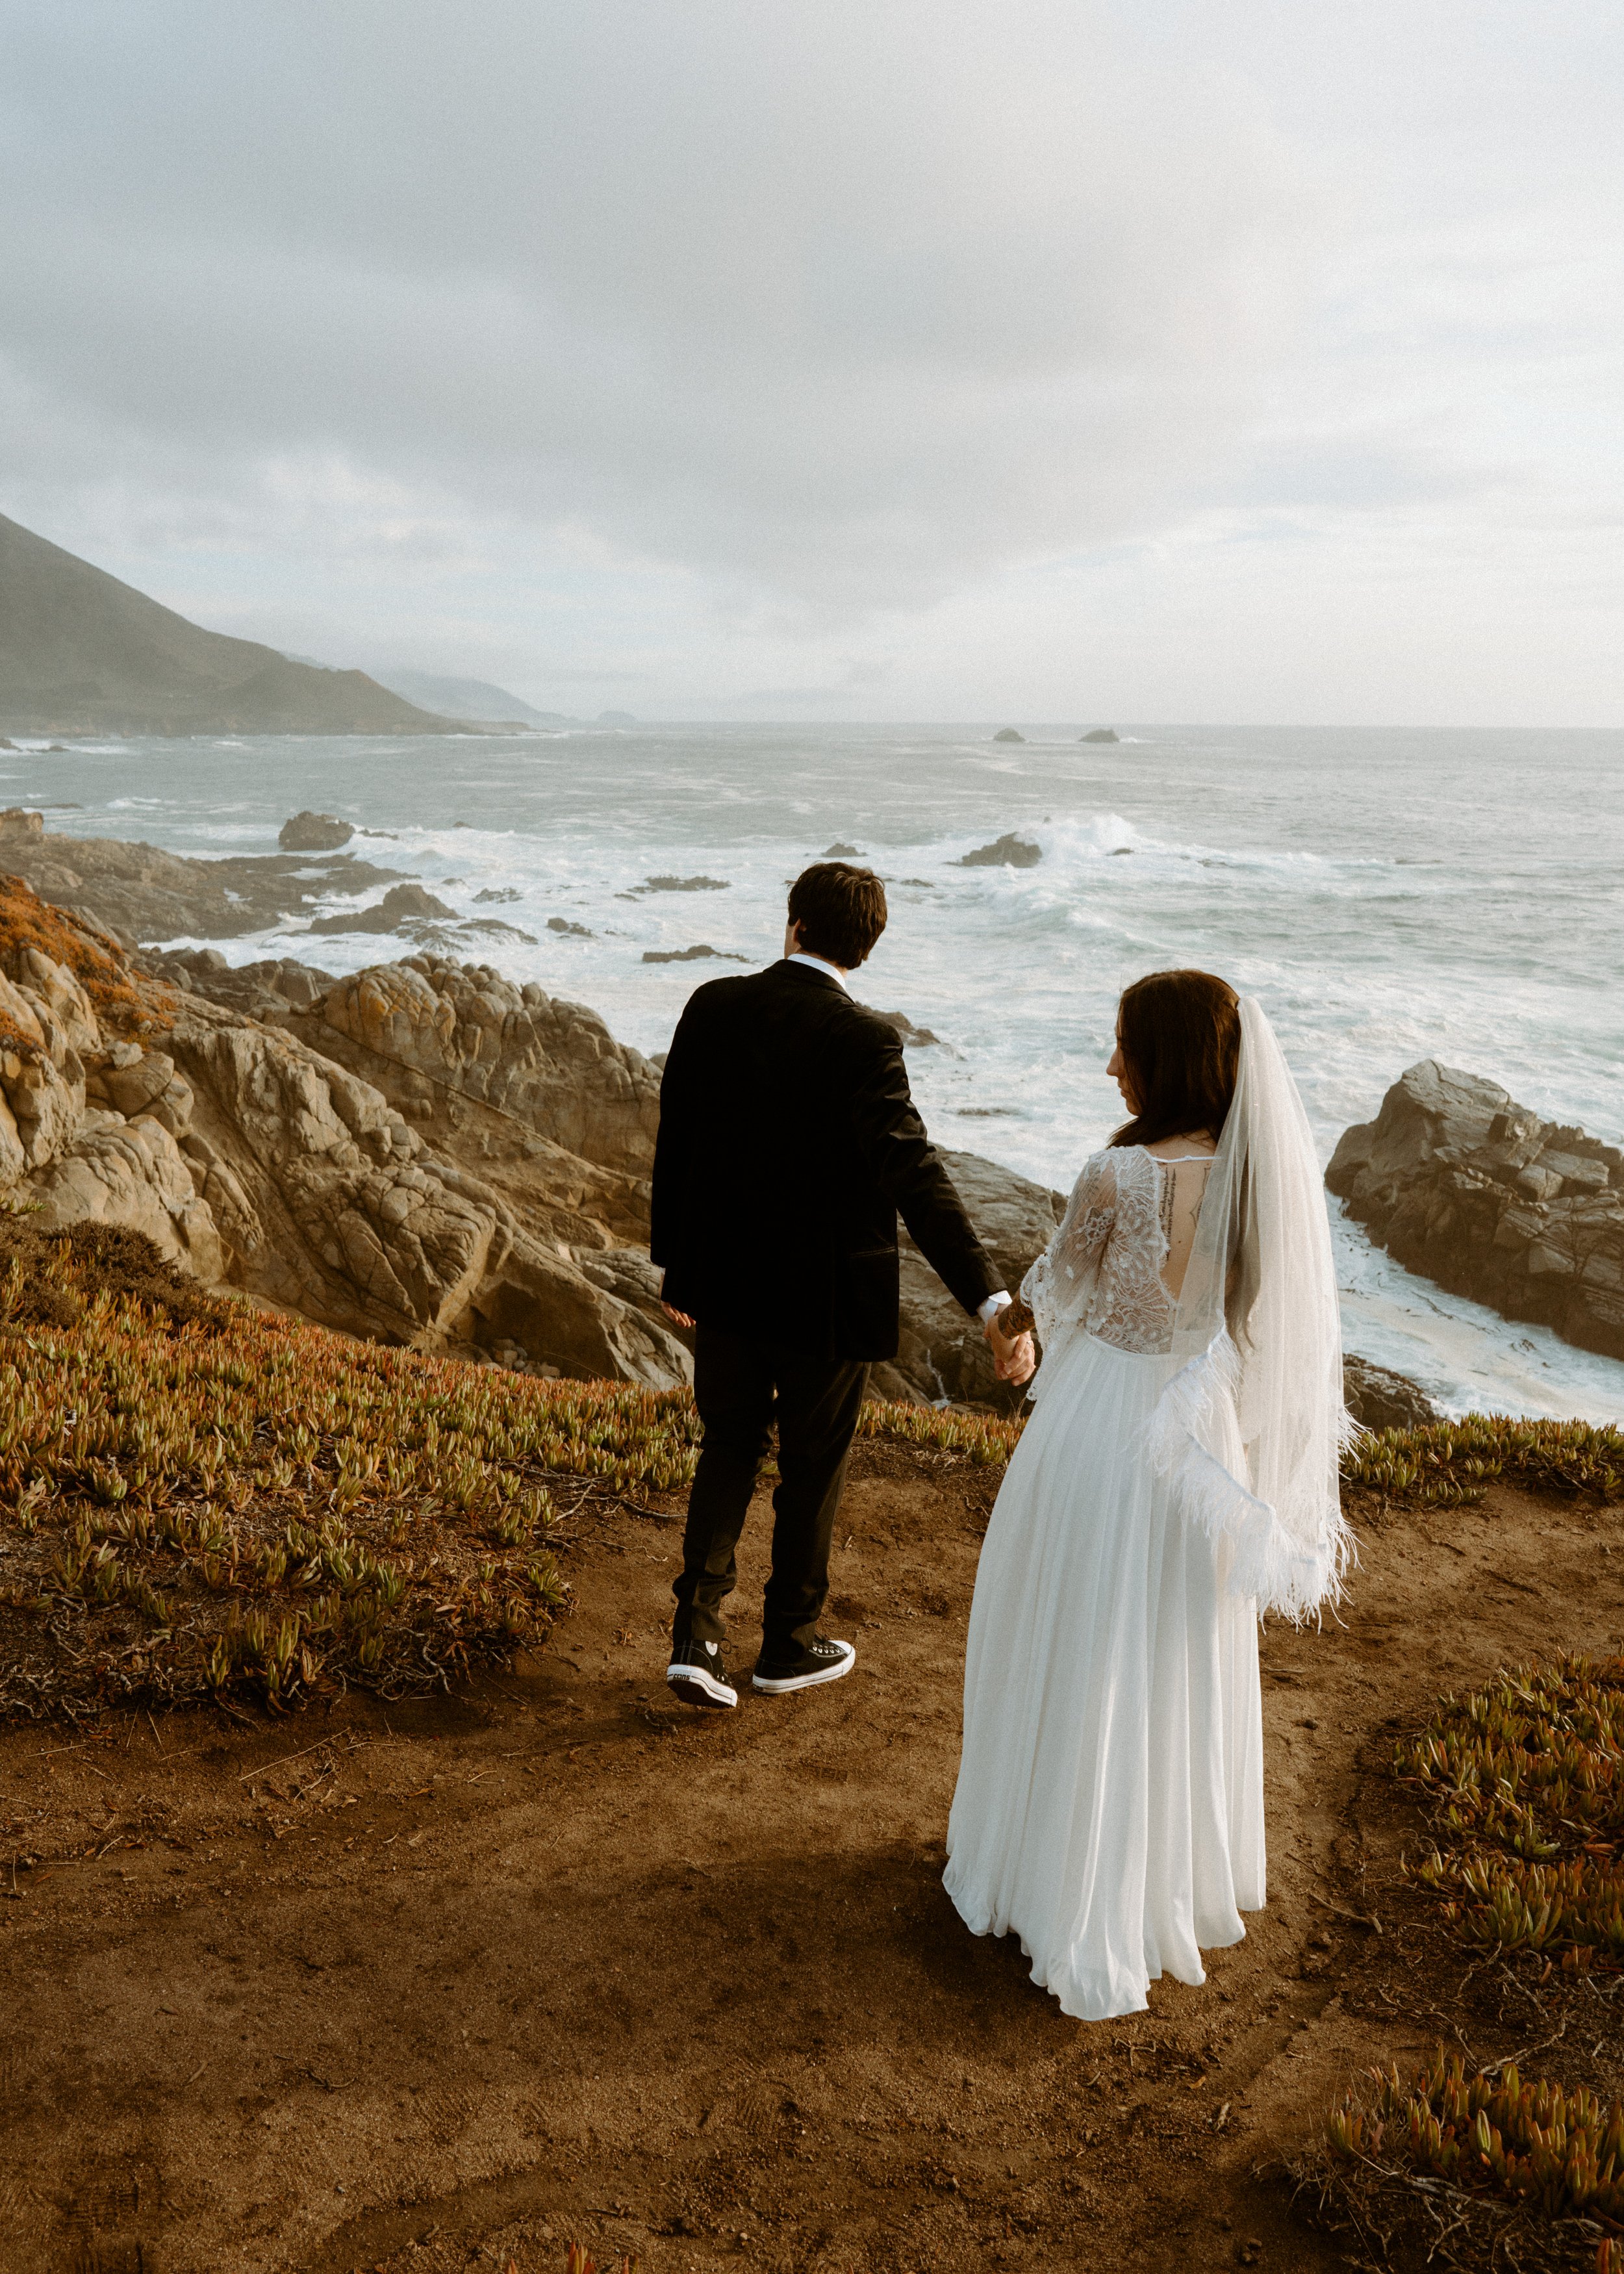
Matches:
[1110,969,1241,1149]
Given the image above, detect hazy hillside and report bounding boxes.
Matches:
[369,668,572,726]
[0,511,464,736]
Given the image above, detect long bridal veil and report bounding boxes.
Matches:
[1147,996,1355,1621]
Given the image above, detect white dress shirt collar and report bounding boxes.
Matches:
[787,951,849,993]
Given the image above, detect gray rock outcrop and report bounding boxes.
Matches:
[992,728,1025,743]
[0,810,403,945]
[1327,1060,1624,1362]
[1081,728,1119,744]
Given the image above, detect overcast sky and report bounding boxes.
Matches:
[3,2,1619,722]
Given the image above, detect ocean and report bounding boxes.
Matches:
[10,721,1623,1423]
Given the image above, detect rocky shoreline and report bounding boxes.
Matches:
[0,812,1462,1420]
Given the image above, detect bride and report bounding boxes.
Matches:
[944,969,1352,2023]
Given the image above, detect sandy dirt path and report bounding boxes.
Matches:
[1,1445,1619,2274]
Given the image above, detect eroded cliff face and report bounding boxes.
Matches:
[1328,1060,1624,1362]
[0,878,691,1390]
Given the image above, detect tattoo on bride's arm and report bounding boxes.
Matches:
[999,1298,1035,1336]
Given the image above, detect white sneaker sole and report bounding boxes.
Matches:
[666,1663,737,1709]
[752,1642,857,1696]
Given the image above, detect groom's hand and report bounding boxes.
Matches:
[661,1301,697,1329]
[985,1309,1036,1385]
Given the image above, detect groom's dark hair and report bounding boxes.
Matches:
[787,863,887,969]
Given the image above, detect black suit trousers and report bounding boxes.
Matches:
[672,1326,869,1657]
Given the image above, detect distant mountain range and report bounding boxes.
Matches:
[0,511,465,737]
[368,674,640,730]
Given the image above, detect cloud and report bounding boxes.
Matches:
[0,1,1317,607]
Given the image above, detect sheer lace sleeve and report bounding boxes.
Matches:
[1022,1151,1117,1352]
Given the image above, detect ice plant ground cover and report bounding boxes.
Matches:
[1342,1417,1624,1511]
[1308,1659,1624,2268]
[1397,1657,1624,1969]
[1,1214,1620,1724]
[0,1227,1024,1721]
[1328,2054,1624,2273]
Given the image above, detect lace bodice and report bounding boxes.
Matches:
[1022,1147,1213,1359]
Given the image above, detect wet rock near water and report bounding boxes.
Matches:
[822,841,863,858]
[0,810,403,943]
[955,832,1042,869]
[278,811,354,853]
[1327,1060,1624,1362]
[1343,1356,1441,1433]
[992,728,1025,743]
[548,917,592,938]
[872,1008,941,1049]
[629,875,730,895]
[308,882,457,935]
[1081,728,1119,743]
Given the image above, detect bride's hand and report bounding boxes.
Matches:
[985,1309,1037,1385]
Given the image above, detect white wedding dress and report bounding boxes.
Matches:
[945,999,1352,2023]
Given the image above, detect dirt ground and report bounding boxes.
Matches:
[1,1444,1621,2274]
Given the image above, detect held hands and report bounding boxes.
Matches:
[661,1301,697,1329]
[985,1299,1037,1385]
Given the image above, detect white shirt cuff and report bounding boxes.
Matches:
[977,1292,1013,1325]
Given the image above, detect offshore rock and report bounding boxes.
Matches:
[1327,1060,1624,1362]
[956,832,1042,869]
[308,882,456,934]
[279,811,354,852]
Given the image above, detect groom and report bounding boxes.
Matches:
[652,860,1035,1709]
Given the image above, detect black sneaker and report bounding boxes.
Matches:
[752,1636,856,1696]
[666,1637,737,1709]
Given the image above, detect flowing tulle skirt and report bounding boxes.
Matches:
[944,1327,1265,2021]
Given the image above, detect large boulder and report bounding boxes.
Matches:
[1328,1060,1624,1362]
[29,1111,223,1280]
[312,958,662,1179]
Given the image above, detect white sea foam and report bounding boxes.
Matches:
[21,721,1624,1419]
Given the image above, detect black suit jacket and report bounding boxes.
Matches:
[651,958,1000,1361]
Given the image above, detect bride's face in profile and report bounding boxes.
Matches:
[1107,1024,1139,1111]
